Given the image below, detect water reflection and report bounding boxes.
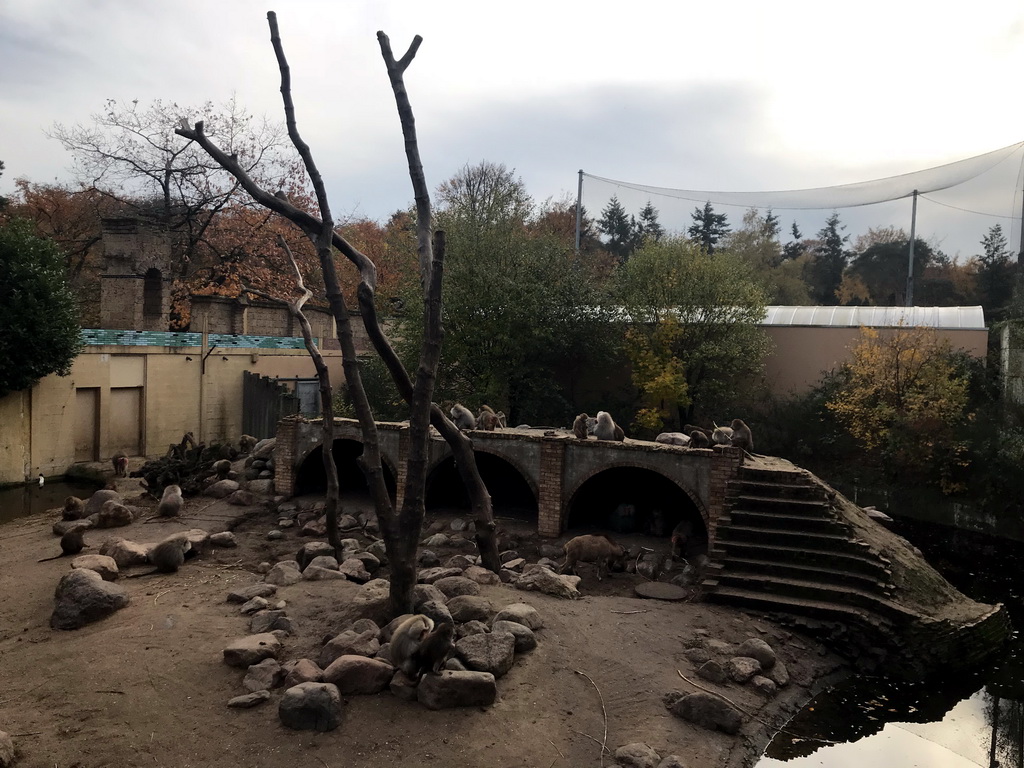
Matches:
[757,519,1023,766]
[0,480,102,524]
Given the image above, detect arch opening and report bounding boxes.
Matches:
[143,268,163,317]
[295,439,396,501]
[425,453,537,521]
[567,467,707,555]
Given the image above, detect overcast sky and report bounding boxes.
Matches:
[3,0,1024,259]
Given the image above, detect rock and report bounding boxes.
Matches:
[456,620,490,639]
[491,620,537,653]
[751,675,778,696]
[267,530,284,541]
[283,658,324,688]
[227,583,278,604]
[0,731,12,768]
[736,638,777,670]
[321,655,395,694]
[240,596,270,614]
[222,633,283,668]
[705,639,734,655]
[366,540,387,564]
[656,757,688,768]
[418,549,440,567]
[243,658,285,692]
[84,489,121,517]
[447,595,493,624]
[412,583,447,609]
[727,656,762,683]
[53,518,94,536]
[503,558,525,571]
[615,742,661,768]
[454,631,515,678]
[463,565,501,585]
[434,575,481,598]
[417,566,462,583]
[351,552,380,573]
[684,647,711,664]
[445,554,476,569]
[422,533,449,547]
[247,479,274,495]
[227,490,257,506]
[296,541,335,569]
[417,670,497,709]
[696,659,728,685]
[634,582,688,601]
[492,603,544,630]
[418,600,454,628]
[539,544,564,559]
[389,669,419,701]
[351,618,380,635]
[303,566,347,581]
[338,514,360,531]
[343,578,392,627]
[669,692,743,734]
[252,438,276,460]
[278,682,343,731]
[265,560,302,586]
[444,657,467,672]
[249,610,290,634]
[50,568,131,630]
[93,500,134,528]
[306,555,339,571]
[209,531,238,548]
[766,659,790,687]
[499,550,519,563]
[450,517,468,532]
[205,479,241,498]
[515,565,581,599]
[227,690,271,708]
[499,569,519,583]
[319,629,380,668]
[71,554,119,581]
[338,558,371,583]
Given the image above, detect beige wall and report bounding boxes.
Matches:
[0,346,344,484]
[763,326,989,395]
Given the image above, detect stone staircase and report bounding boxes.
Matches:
[702,464,919,646]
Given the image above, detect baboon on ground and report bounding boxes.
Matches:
[38,527,87,562]
[158,484,184,518]
[212,459,232,480]
[238,434,257,454]
[389,614,435,677]
[128,536,191,577]
[61,496,86,521]
[411,621,455,678]
[111,451,128,477]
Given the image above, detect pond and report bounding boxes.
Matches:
[757,517,1024,767]
[0,479,103,525]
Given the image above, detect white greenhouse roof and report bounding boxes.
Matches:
[761,306,986,330]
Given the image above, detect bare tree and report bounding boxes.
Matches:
[176,11,501,614]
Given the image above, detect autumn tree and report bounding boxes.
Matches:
[687,201,730,254]
[625,318,690,434]
[825,326,971,493]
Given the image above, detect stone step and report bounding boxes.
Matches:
[724,509,845,533]
[729,479,824,499]
[725,493,832,513]
[715,523,868,552]
[708,540,891,580]
[735,467,813,485]
[705,556,893,594]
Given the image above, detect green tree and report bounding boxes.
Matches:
[0,160,7,209]
[846,236,936,305]
[687,201,730,254]
[615,237,771,422]
[977,224,1014,320]
[782,221,806,261]
[722,208,811,304]
[806,212,849,304]
[0,219,82,398]
[597,195,637,261]
[636,201,664,245]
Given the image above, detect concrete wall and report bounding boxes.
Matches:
[0,346,344,484]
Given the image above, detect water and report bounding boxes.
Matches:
[0,480,103,524]
[757,518,1024,767]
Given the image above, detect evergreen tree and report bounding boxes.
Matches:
[807,212,849,304]
[782,221,805,261]
[636,201,664,245]
[687,201,730,254]
[597,195,637,262]
[977,223,1014,320]
[762,209,781,240]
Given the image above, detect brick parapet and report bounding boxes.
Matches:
[707,446,743,548]
[537,439,566,538]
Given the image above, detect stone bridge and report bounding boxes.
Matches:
[273,417,744,542]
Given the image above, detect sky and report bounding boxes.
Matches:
[3,0,1024,259]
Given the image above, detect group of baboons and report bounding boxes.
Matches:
[449,404,507,431]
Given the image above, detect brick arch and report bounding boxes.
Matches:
[425,444,539,504]
[294,436,399,490]
[564,460,709,530]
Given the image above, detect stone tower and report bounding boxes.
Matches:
[99,217,175,331]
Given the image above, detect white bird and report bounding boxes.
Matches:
[38,474,44,487]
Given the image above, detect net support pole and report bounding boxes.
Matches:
[575,170,584,253]
[906,189,918,307]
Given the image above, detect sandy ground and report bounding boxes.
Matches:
[0,482,848,768]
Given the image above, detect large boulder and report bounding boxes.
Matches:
[491,620,537,653]
[50,568,130,630]
[615,743,661,768]
[243,658,285,692]
[669,692,743,734]
[222,633,283,668]
[71,554,119,581]
[205,479,240,498]
[492,603,544,630]
[278,682,343,731]
[264,560,302,586]
[433,576,481,598]
[447,595,493,624]
[454,631,516,678]
[98,537,150,568]
[321,655,394,694]
[735,638,777,670]
[318,629,380,668]
[416,671,497,710]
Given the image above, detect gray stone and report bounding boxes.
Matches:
[454,631,515,678]
[766,659,790,687]
[365,540,387,564]
[265,560,302,586]
[422,533,449,547]
[319,629,380,668]
[222,633,283,668]
[445,554,477,569]
[444,657,467,672]
[705,639,734,655]
[684,647,711,664]
[252,438,276,459]
[491,620,537,653]
[539,544,564,559]
[751,675,778,696]
[614,742,661,768]
[303,565,347,581]
[499,550,519,563]
[240,596,271,614]
[418,549,440,567]
[247,479,274,495]
[227,690,271,708]
[656,757,688,768]
[503,557,525,571]
[205,479,241,498]
[492,603,544,630]
[417,600,453,628]
[297,541,335,569]
[338,558,371,583]
[267,530,284,540]
[669,692,742,734]
[736,638,777,670]
[52,518,94,536]
[226,490,257,506]
[456,620,490,638]
[727,656,762,684]
[278,682,343,731]
[412,583,447,609]
[227,583,278,604]
[696,659,728,685]
[70,554,119,581]
[463,565,500,585]
[98,537,150,568]
[351,552,380,572]
[389,669,419,701]
[450,517,468,531]
[249,609,289,634]
[321,655,395,694]
[447,595,493,624]
[434,575,481,598]
[338,514,360,531]
[0,731,13,768]
[283,658,323,688]
[243,658,285,692]
[50,568,130,630]
[416,670,497,709]
[350,618,380,635]
[417,566,462,583]
[209,531,238,547]
[305,555,339,571]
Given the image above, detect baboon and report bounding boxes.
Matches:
[450,404,476,430]
[476,405,504,431]
[389,614,435,677]
[594,411,625,441]
[730,418,754,452]
[411,621,455,678]
[128,536,191,577]
[689,430,710,449]
[37,527,87,562]
[111,450,128,477]
[238,434,257,454]
[157,484,184,517]
[683,424,712,439]
[711,424,734,445]
[61,496,86,521]
[212,459,232,480]
[572,413,590,440]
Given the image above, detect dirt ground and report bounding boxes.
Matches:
[0,481,849,768]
